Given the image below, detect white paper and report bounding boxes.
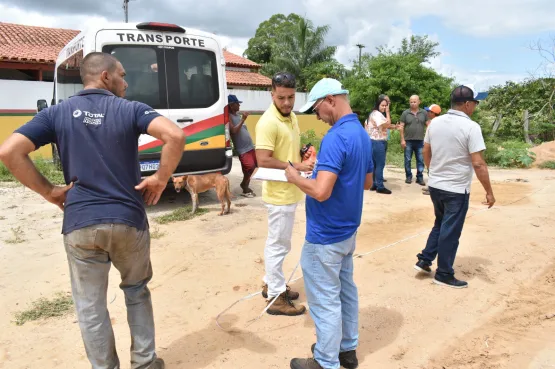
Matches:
[252,168,288,182]
[251,167,312,182]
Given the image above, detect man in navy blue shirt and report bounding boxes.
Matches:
[0,52,185,369]
[285,79,373,369]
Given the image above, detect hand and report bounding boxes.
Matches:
[285,164,301,183]
[241,112,250,120]
[385,104,390,113]
[135,173,167,206]
[44,182,74,211]
[301,145,313,161]
[401,140,407,149]
[294,161,314,172]
[483,193,496,208]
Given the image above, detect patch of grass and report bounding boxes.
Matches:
[386,150,404,168]
[0,157,65,185]
[14,292,74,326]
[4,226,25,244]
[539,161,555,169]
[154,206,208,224]
[150,226,166,239]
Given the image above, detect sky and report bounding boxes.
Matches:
[1,0,554,92]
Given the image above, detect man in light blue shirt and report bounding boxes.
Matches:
[285,79,373,369]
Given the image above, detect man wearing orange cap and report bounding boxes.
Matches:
[424,104,441,126]
[422,104,441,195]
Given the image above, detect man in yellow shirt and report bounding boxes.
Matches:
[255,72,313,316]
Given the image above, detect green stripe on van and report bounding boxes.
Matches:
[141,125,225,154]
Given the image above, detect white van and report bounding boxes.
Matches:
[41,22,233,176]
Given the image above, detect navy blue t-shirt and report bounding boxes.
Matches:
[15,89,161,234]
[305,114,373,245]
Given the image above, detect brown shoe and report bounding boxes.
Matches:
[290,358,323,369]
[262,284,299,300]
[266,291,306,316]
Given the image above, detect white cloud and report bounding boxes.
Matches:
[1,0,553,89]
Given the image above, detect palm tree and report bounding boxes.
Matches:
[270,17,336,91]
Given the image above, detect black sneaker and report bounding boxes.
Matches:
[405,178,412,184]
[311,344,358,369]
[377,188,392,195]
[414,260,432,274]
[370,186,377,191]
[434,275,468,289]
[383,178,388,182]
[416,179,426,186]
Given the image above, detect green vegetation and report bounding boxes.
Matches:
[300,129,323,152]
[539,161,555,169]
[0,157,65,185]
[14,292,74,326]
[154,206,208,224]
[4,226,25,244]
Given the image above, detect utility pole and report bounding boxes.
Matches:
[123,0,129,23]
[355,44,365,73]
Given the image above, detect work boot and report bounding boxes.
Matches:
[266,291,306,316]
[311,343,359,369]
[262,284,299,300]
[290,358,323,369]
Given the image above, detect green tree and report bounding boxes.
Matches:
[270,17,337,91]
[344,45,453,122]
[377,35,440,63]
[303,60,348,91]
[243,13,302,65]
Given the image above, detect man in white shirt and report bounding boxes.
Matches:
[414,85,495,289]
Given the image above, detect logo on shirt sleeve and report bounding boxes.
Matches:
[144,110,157,115]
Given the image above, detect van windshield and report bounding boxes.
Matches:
[102,44,219,110]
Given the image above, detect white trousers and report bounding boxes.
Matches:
[263,202,298,298]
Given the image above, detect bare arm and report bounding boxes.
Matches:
[364,173,374,190]
[0,133,72,210]
[285,168,337,202]
[256,149,313,171]
[423,142,432,169]
[135,116,186,205]
[471,151,495,208]
[230,113,249,135]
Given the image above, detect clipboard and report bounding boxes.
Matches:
[251,167,312,182]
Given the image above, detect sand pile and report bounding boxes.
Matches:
[531,140,555,167]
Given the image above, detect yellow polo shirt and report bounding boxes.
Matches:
[255,104,304,205]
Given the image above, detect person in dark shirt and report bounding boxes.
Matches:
[0,52,185,369]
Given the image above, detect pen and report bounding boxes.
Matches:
[288,160,294,167]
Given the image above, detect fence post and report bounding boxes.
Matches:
[523,110,532,145]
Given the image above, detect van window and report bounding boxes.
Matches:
[167,48,219,109]
[56,50,84,102]
[106,46,166,109]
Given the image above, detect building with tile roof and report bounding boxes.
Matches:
[0,22,271,88]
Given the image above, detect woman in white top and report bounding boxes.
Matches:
[365,97,392,194]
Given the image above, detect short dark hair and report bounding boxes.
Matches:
[80,52,119,85]
[272,72,296,89]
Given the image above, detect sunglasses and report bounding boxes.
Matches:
[312,98,325,114]
[272,73,296,84]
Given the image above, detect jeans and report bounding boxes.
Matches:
[64,224,157,369]
[404,139,424,181]
[301,233,358,369]
[418,187,470,278]
[263,202,297,298]
[371,140,387,189]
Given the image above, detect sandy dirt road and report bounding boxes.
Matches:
[1,158,554,369]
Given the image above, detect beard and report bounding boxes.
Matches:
[273,103,292,117]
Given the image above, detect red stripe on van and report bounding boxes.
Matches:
[139,114,224,151]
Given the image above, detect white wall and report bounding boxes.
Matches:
[0,80,309,113]
[0,80,53,110]
[228,89,308,112]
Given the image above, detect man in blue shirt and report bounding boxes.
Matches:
[0,52,185,369]
[285,79,374,369]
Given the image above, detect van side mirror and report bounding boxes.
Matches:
[37,99,48,112]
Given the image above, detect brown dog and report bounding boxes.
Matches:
[172,173,231,215]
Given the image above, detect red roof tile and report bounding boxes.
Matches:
[0,22,268,87]
[223,50,260,68]
[0,22,79,64]
[226,70,271,87]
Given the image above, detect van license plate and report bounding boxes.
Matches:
[140,161,160,172]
